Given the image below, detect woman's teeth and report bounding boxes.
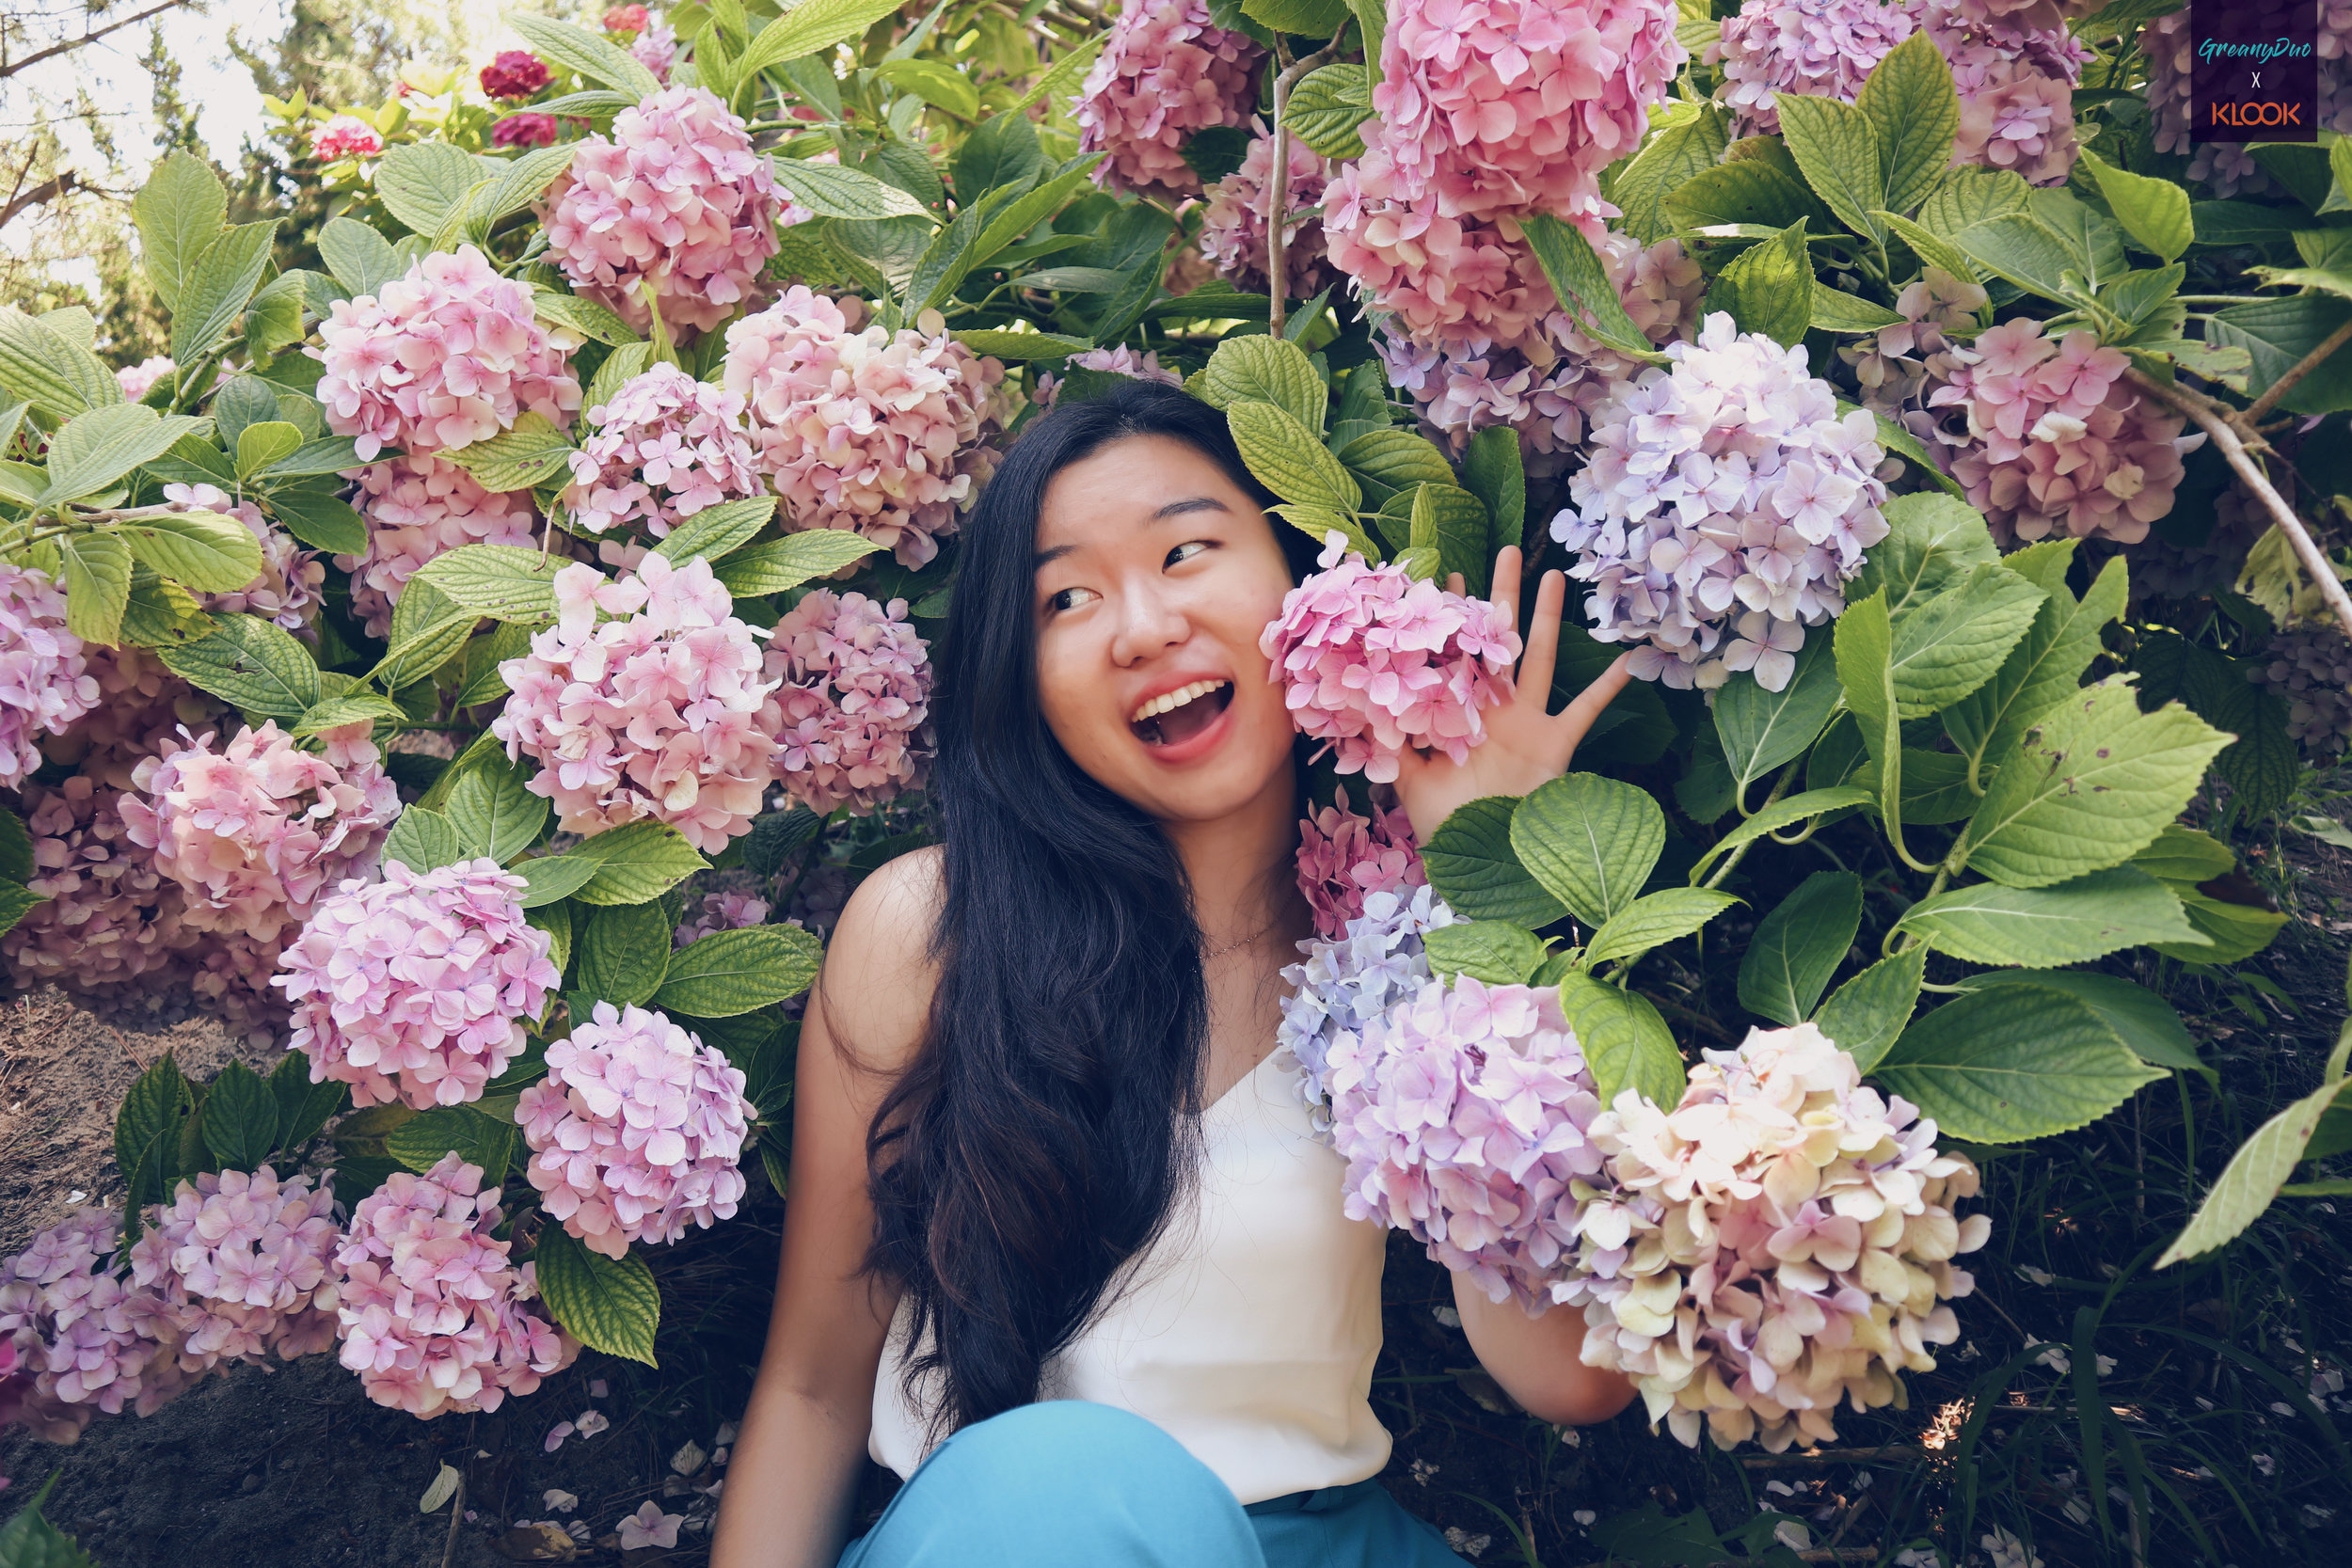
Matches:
[1130,679,1230,724]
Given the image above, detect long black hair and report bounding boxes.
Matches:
[862,378,1307,1434]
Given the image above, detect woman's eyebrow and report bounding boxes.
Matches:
[1033,497,1234,568]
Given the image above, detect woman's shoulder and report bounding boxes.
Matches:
[811,844,944,1077]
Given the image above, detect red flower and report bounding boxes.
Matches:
[480,49,551,101]
[493,112,559,148]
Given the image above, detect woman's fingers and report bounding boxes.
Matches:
[1558,653,1636,752]
[1445,572,1467,597]
[1489,546,1523,628]
[1518,570,1566,711]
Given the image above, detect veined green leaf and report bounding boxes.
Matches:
[1707,218,1813,347]
[56,532,133,645]
[1886,562,2045,718]
[412,544,563,625]
[1202,334,1327,434]
[156,610,322,716]
[2157,1077,2352,1266]
[318,215,405,297]
[1520,213,1665,363]
[134,150,229,314]
[1851,491,1999,613]
[1558,972,1686,1108]
[577,901,672,1007]
[0,306,118,422]
[1422,921,1549,987]
[169,221,278,362]
[569,820,708,906]
[1895,865,2208,966]
[1585,888,1740,968]
[384,806,467,873]
[1774,94,1885,237]
[38,404,204,505]
[515,853,601,908]
[711,530,886,595]
[1812,282,1904,333]
[1338,428,1455,503]
[1958,970,2205,1074]
[1408,483,1491,594]
[1230,402,1360,513]
[508,11,661,98]
[1874,983,2167,1144]
[436,412,575,493]
[1815,945,1928,1073]
[771,156,932,220]
[1739,871,1861,1025]
[1944,546,2126,790]
[118,509,267,594]
[1423,797,1569,927]
[1857,31,1960,215]
[532,1227,660,1366]
[1714,635,1843,804]
[1613,103,1732,245]
[446,758,549,865]
[653,497,776,566]
[1283,62,1373,161]
[1511,773,1665,929]
[651,925,823,1017]
[1687,786,1876,883]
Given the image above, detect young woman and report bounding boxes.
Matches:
[712,380,1638,1568]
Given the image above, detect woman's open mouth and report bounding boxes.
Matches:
[1129,679,1233,747]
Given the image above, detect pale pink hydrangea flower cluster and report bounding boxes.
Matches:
[340,455,541,639]
[277,858,563,1110]
[115,356,175,401]
[1918,0,2090,187]
[1278,883,1457,1119]
[1323,157,1565,354]
[0,1211,166,1440]
[312,245,582,461]
[310,115,386,162]
[1031,345,1184,411]
[1553,312,1889,691]
[674,890,771,947]
[159,483,325,633]
[516,1002,755,1259]
[723,288,1012,568]
[1708,0,1917,135]
[539,87,792,340]
[1261,537,1521,784]
[1924,318,2199,546]
[334,1153,572,1418]
[125,1169,342,1385]
[0,562,98,789]
[1073,0,1264,198]
[766,589,933,816]
[1199,124,1339,299]
[1556,1023,1989,1451]
[1328,975,1609,1307]
[1376,233,1703,477]
[559,363,765,538]
[121,721,398,944]
[1295,785,1427,941]
[628,24,678,82]
[1840,267,1985,447]
[2258,623,2352,755]
[494,557,784,851]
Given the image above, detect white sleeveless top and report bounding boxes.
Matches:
[868,1048,1392,1504]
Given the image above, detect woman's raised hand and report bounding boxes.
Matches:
[1391,546,1632,845]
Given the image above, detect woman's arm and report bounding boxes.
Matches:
[1452,1275,1639,1427]
[710,851,944,1568]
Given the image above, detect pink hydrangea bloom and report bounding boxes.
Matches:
[310,115,386,162]
[1552,312,1889,692]
[1924,318,2200,546]
[631,24,678,81]
[0,562,98,790]
[1199,123,1339,299]
[340,455,541,638]
[278,858,562,1110]
[2258,622,2352,755]
[604,4,651,32]
[495,113,561,150]
[1378,231,1702,477]
[493,556,784,851]
[539,87,788,340]
[1374,0,1683,230]
[1840,266,1985,452]
[312,245,582,461]
[558,363,765,538]
[332,1154,573,1418]
[0,1210,167,1440]
[1261,538,1521,784]
[1327,974,1607,1307]
[1558,1023,1989,1451]
[766,589,933,816]
[120,721,400,944]
[1073,0,1264,199]
[481,50,551,100]
[1324,151,1566,356]
[516,1002,755,1259]
[723,288,1011,568]
[675,890,771,947]
[115,356,175,401]
[1919,0,2090,186]
[159,483,325,633]
[1709,0,1917,135]
[1031,345,1184,411]
[1296,785,1426,941]
[125,1168,342,1382]
[1279,883,1457,1121]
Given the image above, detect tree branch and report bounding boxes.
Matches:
[2241,318,2352,426]
[0,0,197,81]
[1264,38,1338,340]
[0,171,83,231]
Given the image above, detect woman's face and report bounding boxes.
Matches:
[1033,434,1299,826]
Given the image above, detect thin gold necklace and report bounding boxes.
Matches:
[1201,908,1286,962]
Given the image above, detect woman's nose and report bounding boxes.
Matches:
[1107,579,1188,667]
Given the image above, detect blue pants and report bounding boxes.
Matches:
[837,1402,1468,1567]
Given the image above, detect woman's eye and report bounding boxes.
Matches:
[1166,541,1211,568]
[1047,585,1098,612]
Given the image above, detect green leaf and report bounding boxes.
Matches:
[387,1102,520,1190]
[1460,425,1525,562]
[577,901,674,1007]
[1586,888,1740,968]
[1943,546,2125,789]
[951,108,1046,203]
[151,609,320,715]
[1813,945,1927,1074]
[1706,219,1813,347]
[1856,31,1960,216]
[1812,283,1905,333]
[2159,1077,2352,1266]
[1851,492,1999,613]
[1876,211,1984,294]
[1613,103,1732,245]
[1954,679,2230,887]
[2207,294,2352,416]
[507,11,660,98]
[1558,973,1686,1109]
[1834,590,1904,850]
[650,925,823,1017]
[770,156,932,220]
[317,216,405,297]
[0,307,117,423]
[436,411,575,494]
[1422,921,1549,986]
[170,221,278,361]
[38,403,203,504]
[266,486,369,557]
[1243,0,1349,27]
[874,57,980,119]
[411,544,563,625]
[0,882,43,940]
[1774,94,1885,238]
[1408,483,1492,594]
[1284,62,1373,161]
[118,508,267,594]
[116,1053,192,1214]
[1422,797,1569,927]
[1519,213,1664,363]
[1203,334,1327,434]
[2029,188,2126,289]
[2081,150,2192,262]
[2132,824,2235,885]
[259,435,368,482]
[0,1480,101,1568]
[1739,871,1862,1026]
[1510,773,1665,929]
[269,1050,349,1156]
[1916,166,2032,238]
[2208,681,2299,819]
[1687,786,1876,883]
[1887,562,2045,718]
[711,531,887,595]
[531,1226,660,1366]
[1958,971,2204,1073]
[952,329,1093,360]
[384,805,467,873]
[1873,984,2167,1143]
[1714,635,1842,804]
[651,497,777,566]
[370,579,477,689]
[1669,154,1830,236]
[1009,30,1105,116]
[1337,428,1454,503]
[0,805,32,883]
[1952,213,2080,302]
[199,1061,278,1173]
[1273,504,1382,563]
[1895,865,2207,966]
[512,854,600,909]
[292,691,405,740]
[55,532,132,644]
[1229,402,1360,513]
[446,762,548,865]
[134,150,228,314]
[569,821,708,906]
